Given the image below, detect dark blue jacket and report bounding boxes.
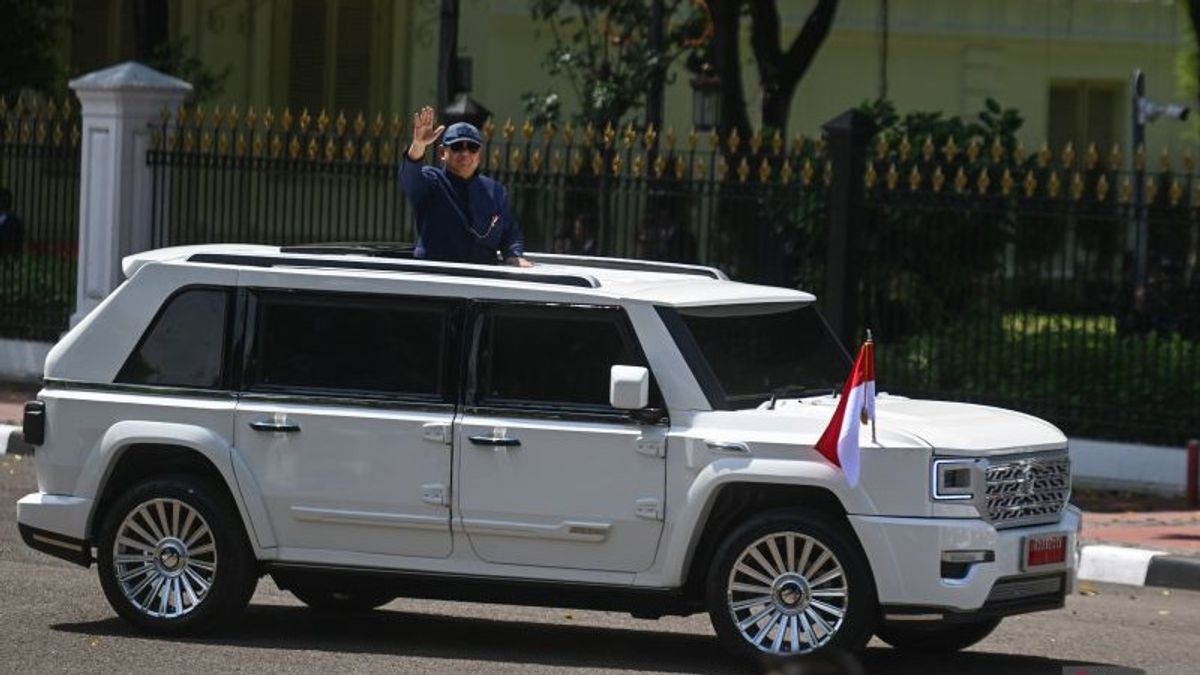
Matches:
[398,156,524,264]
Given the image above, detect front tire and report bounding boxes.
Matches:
[875,617,1002,652]
[705,508,877,665]
[96,475,257,634]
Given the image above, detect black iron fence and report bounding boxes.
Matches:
[147,109,828,289]
[0,95,80,342]
[0,100,1176,445]
[859,136,1199,445]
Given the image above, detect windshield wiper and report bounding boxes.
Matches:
[766,385,837,410]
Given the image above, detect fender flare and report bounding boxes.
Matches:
[657,457,878,587]
[78,420,277,552]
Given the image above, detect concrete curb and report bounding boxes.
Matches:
[0,424,31,456]
[1079,544,1200,592]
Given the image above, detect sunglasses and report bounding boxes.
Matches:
[447,142,480,154]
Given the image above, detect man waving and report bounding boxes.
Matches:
[399,106,531,266]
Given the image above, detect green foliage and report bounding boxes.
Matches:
[856,98,1029,338]
[524,0,710,125]
[147,37,230,104]
[879,310,1200,444]
[0,0,67,96]
[0,254,76,341]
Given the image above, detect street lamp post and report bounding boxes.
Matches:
[1129,69,1190,313]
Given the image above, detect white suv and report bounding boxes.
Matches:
[17,244,1078,664]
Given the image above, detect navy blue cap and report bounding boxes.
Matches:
[442,122,482,146]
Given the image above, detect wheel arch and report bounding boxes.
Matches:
[678,481,861,602]
[82,421,275,552]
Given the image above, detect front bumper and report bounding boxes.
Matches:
[849,505,1081,615]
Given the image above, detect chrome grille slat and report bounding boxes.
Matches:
[981,453,1070,528]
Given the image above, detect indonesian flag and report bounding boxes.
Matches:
[814,338,876,487]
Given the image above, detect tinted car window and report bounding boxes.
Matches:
[477,305,646,408]
[672,303,850,409]
[117,288,229,388]
[247,292,453,398]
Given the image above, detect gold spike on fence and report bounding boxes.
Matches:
[931,166,945,192]
[875,135,889,161]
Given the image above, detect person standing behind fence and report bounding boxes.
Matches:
[0,188,25,257]
[399,106,531,267]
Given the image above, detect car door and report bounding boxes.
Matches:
[455,302,667,573]
[234,288,463,559]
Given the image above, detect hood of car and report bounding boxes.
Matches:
[751,394,1068,455]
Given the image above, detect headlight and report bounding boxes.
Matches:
[931,458,979,501]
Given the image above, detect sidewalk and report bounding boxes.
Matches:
[1,382,1196,591]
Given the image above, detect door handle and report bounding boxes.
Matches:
[249,419,301,433]
[468,435,521,447]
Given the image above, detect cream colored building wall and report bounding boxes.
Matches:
[169,0,1190,152]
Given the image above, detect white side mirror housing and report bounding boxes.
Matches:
[610,365,650,410]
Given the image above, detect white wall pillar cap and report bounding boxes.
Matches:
[69,61,193,96]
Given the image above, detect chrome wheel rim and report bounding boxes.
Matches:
[726,532,848,655]
[112,498,218,619]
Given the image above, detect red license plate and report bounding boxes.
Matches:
[1024,533,1068,569]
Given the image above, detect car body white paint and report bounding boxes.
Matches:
[19,244,1078,620]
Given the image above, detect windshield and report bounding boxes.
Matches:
[663,303,852,410]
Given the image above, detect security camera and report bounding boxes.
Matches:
[1139,99,1191,123]
[1163,103,1190,121]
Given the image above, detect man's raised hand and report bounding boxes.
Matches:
[408,106,444,160]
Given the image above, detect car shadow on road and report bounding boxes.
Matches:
[54,604,1142,675]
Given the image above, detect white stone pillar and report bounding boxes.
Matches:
[68,62,191,326]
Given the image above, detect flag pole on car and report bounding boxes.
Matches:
[815,330,876,487]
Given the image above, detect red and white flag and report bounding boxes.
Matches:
[814,337,876,487]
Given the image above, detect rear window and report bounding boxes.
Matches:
[117,288,230,388]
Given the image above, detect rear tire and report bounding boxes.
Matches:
[704,508,877,666]
[875,617,1002,652]
[96,475,257,635]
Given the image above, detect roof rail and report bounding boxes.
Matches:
[524,253,728,280]
[279,242,417,258]
[187,253,601,288]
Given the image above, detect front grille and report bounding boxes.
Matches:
[983,452,1070,528]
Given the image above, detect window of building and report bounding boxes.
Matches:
[1048,81,1121,155]
[245,291,454,399]
[117,288,230,389]
[475,305,649,409]
[286,0,377,113]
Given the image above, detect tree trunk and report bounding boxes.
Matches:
[749,0,838,133]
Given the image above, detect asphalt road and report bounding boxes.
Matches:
[3,454,1196,675]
